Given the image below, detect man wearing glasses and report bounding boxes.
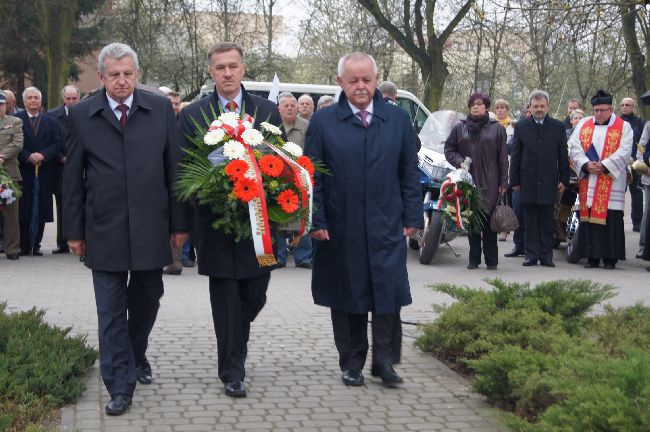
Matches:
[619,97,646,232]
[568,90,633,269]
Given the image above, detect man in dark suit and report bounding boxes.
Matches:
[16,87,64,255]
[63,43,189,416]
[48,85,81,254]
[510,90,570,267]
[179,42,283,399]
[304,52,422,388]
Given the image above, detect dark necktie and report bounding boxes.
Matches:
[226,100,238,112]
[117,104,129,128]
[357,110,369,128]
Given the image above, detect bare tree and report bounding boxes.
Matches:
[358,0,475,111]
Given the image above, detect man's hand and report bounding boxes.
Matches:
[586,162,605,175]
[557,182,565,194]
[499,186,507,195]
[170,232,188,248]
[27,152,44,165]
[68,239,86,256]
[311,229,330,241]
[403,227,418,236]
[512,185,521,192]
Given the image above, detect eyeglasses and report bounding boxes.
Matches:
[470,101,485,107]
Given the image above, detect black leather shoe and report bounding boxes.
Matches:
[467,263,478,269]
[341,370,364,386]
[32,249,43,256]
[105,394,132,416]
[636,251,644,259]
[604,263,616,270]
[20,249,30,256]
[136,358,153,385]
[224,380,247,397]
[296,261,313,269]
[52,247,70,254]
[584,262,598,268]
[522,259,537,266]
[486,265,497,270]
[540,261,556,268]
[373,364,404,388]
[6,253,19,260]
[504,248,524,257]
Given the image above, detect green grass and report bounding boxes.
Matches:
[0,303,97,432]
[416,279,650,431]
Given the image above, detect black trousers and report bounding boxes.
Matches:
[330,309,401,373]
[522,203,554,263]
[208,274,270,383]
[54,194,67,249]
[19,221,44,252]
[468,223,498,267]
[92,269,163,397]
[629,172,643,228]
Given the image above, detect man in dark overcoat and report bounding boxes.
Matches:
[16,86,64,255]
[179,42,283,399]
[510,89,570,267]
[48,85,81,254]
[304,52,422,388]
[63,43,189,416]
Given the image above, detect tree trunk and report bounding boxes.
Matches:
[36,0,78,109]
[620,0,650,118]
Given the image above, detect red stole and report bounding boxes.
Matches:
[578,116,624,225]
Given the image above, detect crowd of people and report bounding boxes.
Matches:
[444,90,646,270]
[0,40,648,418]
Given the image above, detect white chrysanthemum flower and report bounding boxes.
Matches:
[260,122,282,135]
[210,120,222,128]
[204,129,225,145]
[283,142,303,157]
[241,129,264,146]
[218,111,240,122]
[241,120,253,130]
[223,140,246,159]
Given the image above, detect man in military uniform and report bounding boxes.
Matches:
[0,90,24,260]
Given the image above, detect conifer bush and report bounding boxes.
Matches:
[0,304,97,432]
[416,279,650,431]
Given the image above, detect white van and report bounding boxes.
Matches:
[198,81,431,132]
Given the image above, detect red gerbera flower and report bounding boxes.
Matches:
[296,156,315,176]
[258,155,284,177]
[224,159,249,180]
[233,177,258,202]
[277,189,299,213]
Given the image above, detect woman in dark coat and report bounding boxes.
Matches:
[444,93,508,269]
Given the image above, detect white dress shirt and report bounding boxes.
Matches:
[106,93,134,120]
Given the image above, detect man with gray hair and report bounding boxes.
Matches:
[63,42,190,415]
[305,51,421,388]
[378,80,398,104]
[48,84,81,254]
[297,93,314,120]
[3,90,22,115]
[509,89,569,267]
[15,86,64,256]
[276,91,313,268]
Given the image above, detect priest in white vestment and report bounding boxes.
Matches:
[569,90,633,269]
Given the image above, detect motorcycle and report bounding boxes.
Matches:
[565,193,581,263]
[408,111,465,264]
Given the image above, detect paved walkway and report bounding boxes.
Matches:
[3,217,650,431]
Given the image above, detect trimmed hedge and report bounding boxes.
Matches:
[0,303,97,432]
[416,279,650,431]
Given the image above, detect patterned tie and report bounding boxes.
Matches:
[356,110,369,128]
[117,104,129,128]
[226,100,238,113]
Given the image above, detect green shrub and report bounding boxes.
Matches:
[0,303,97,432]
[415,279,650,430]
